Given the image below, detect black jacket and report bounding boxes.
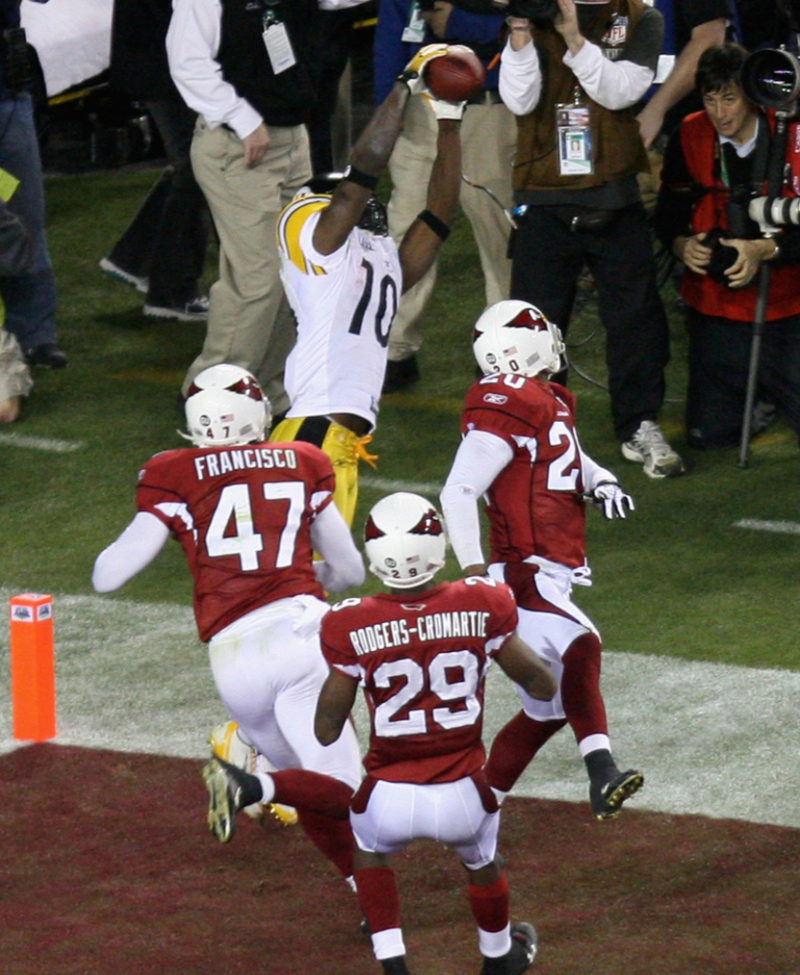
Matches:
[109,0,179,101]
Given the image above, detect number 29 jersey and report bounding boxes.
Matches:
[462,373,588,569]
[320,578,518,785]
[277,195,402,431]
[135,440,335,642]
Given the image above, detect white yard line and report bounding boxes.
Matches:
[360,475,442,497]
[734,519,800,535]
[0,432,84,453]
[1,589,798,829]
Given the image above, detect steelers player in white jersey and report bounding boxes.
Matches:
[209,45,465,826]
[270,43,464,527]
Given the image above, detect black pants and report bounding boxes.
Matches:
[108,98,210,308]
[307,9,357,174]
[685,306,800,448]
[510,202,670,442]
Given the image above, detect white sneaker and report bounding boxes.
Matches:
[208,721,299,826]
[621,420,685,479]
[99,257,149,294]
[144,296,209,322]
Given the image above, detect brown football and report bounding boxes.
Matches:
[425,46,487,103]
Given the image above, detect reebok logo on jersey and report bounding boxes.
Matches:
[483,393,508,405]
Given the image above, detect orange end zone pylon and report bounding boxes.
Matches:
[9,593,56,741]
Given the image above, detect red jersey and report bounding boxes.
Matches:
[462,373,587,569]
[136,441,334,642]
[321,577,518,785]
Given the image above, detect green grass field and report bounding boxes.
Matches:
[2,162,799,680]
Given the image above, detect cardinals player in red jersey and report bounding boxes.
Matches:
[315,492,556,975]
[92,363,365,882]
[440,300,644,821]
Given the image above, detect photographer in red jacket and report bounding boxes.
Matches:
[654,42,800,450]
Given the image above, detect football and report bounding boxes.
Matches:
[425,46,487,104]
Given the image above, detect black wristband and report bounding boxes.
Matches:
[343,165,379,191]
[417,209,450,242]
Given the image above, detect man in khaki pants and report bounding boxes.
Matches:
[167,0,369,414]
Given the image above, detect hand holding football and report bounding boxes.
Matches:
[424,45,486,103]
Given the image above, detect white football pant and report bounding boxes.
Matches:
[208,594,361,790]
[352,777,500,869]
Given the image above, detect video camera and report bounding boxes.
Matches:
[416,0,559,21]
[741,47,800,117]
[740,46,800,233]
[493,0,559,21]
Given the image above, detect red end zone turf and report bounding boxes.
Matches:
[1,744,797,975]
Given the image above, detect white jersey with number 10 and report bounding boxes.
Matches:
[277,195,403,431]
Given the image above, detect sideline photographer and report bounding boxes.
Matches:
[496,0,684,480]
[654,42,800,450]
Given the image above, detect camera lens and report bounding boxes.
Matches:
[741,49,800,110]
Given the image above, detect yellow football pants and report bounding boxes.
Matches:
[270,416,377,528]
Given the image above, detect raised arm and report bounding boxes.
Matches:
[399,110,462,293]
[312,81,411,256]
[313,45,453,257]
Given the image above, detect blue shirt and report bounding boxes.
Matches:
[373,0,505,105]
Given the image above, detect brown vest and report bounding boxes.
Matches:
[513,0,649,192]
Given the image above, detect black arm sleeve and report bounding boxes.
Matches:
[622,7,664,73]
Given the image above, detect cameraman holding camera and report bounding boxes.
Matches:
[498,0,685,480]
[654,43,800,450]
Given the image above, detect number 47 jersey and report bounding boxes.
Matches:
[277,195,402,431]
[135,440,335,642]
[320,577,519,785]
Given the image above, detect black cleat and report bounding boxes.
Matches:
[482,922,537,975]
[381,955,412,975]
[202,756,260,842]
[590,768,644,820]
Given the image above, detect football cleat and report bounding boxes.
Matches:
[380,956,413,975]
[208,721,299,826]
[590,769,644,821]
[202,756,248,843]
[481,922,538,975]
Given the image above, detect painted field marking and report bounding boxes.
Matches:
[734,519,800,535]
[0,432,84,453]
[360,475,442,496]
[0,588,798,829]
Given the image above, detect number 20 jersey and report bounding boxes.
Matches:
[135,441,334,642]
[321,578,518,785]
[277,196,402,431]
[462,373,588,569]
